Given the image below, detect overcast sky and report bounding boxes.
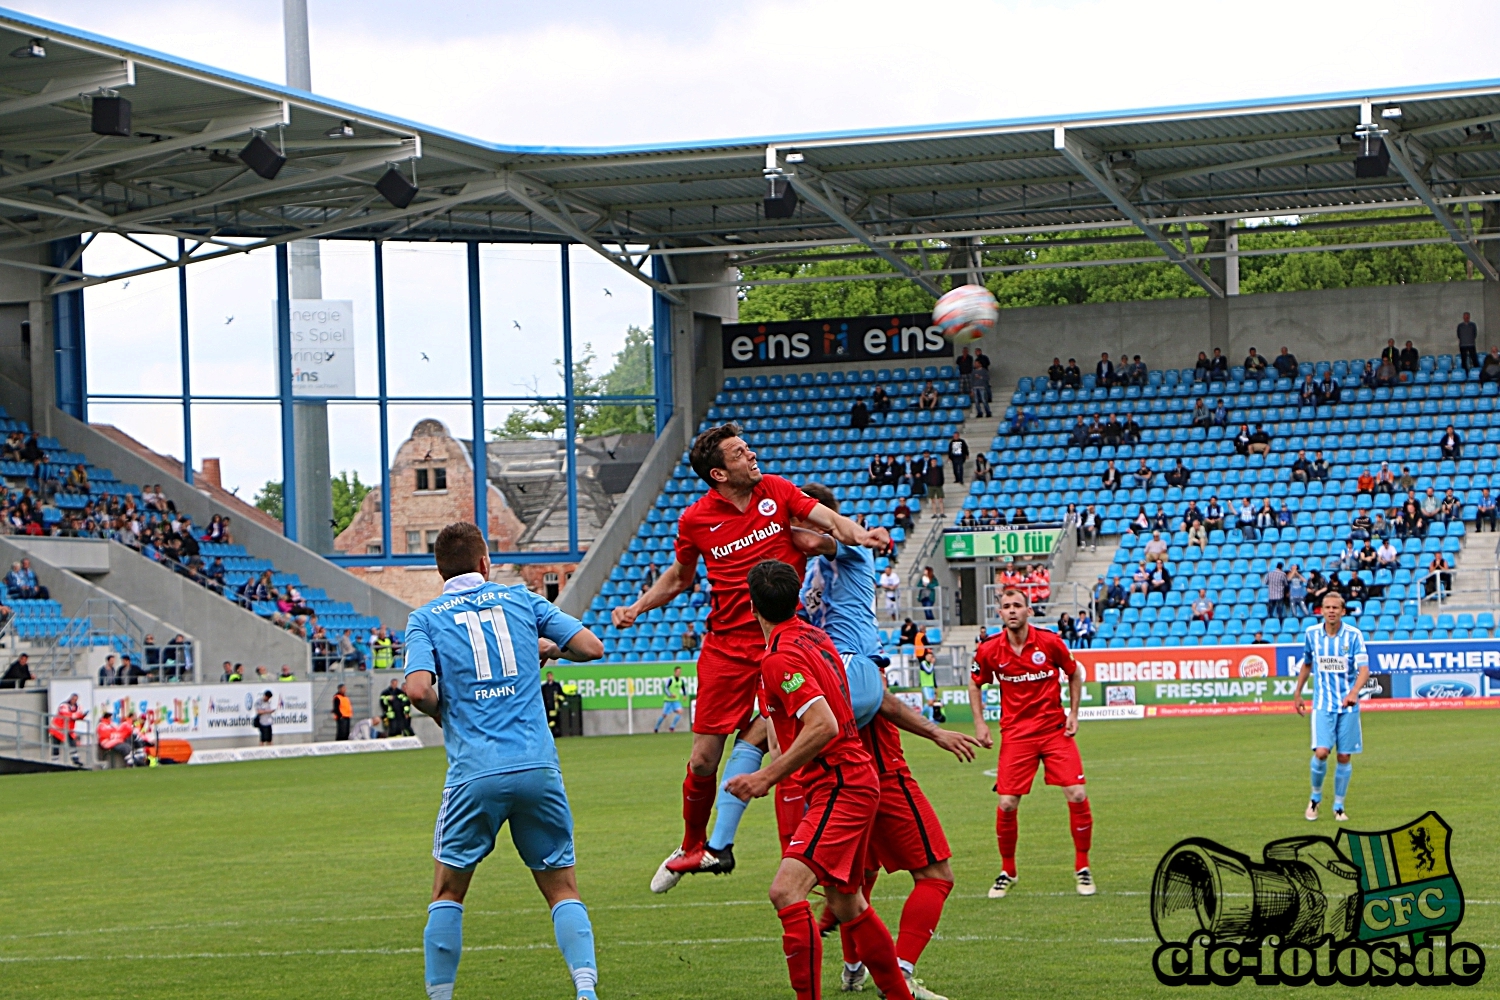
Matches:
[15,0,1500,500]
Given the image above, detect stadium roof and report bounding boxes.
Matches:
[4,7,1500,302]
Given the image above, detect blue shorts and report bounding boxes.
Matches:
[1311,708,1362,754]
[843,652,884,730]
[433,768,576,873]
[661,700,683,713]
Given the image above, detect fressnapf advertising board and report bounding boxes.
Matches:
[722,314,954,369]
[289,299,355,397]
[50,682,315,740]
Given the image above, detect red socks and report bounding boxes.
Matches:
[996,807,1018,875]
[1069,798,1093,870]
[843,907,913,1000]
[837,871,877,964]
[778,901,822,1000]
[682,767,717,852]
[896,878,953,967]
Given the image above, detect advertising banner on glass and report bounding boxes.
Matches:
[541,663,698,710]
[288,298,355,397]
[721,314,954,369]
[50,682,316,739]
[944,525,1061,560]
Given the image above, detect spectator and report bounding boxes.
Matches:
[1143,529,1169,565]
[1068,416,1090,447]
[381,678,413,736]
[1399,339,1420,373]
[1266,562,1288,619]
[918,380,940,411]
[8,558,49,600]
[1356,468,1375,496]
[1351,508,1374,541]
[1204,496,1225,533]
[1187,515,1208,552]
[1248,424,1271,456]
[98,653,119,686]
[1101,413,1123,446]
[352,715,382,741]
[1374,462,1395,495]
[1441,488,1462,524]
[1007,409,1033,436]
[1062,357,1082,388]
[1010,506,1030,525]
[681,620,699,653]
[893,497,913,531]
[254,690,276,744]
[1057,612,1077,646]
[1193,351,1212,382]
[1273,346,1299,378]
[1250,631,1270,644]
[277,665,296,682]
[948,431,969,484]
[218,660,235,682]
[849,396,870,430]
[1244,347,1268,378]
[1121,413,1142,445]
[1127,354,1148,386]
[1357,540,1379,574]
[1477,488,1497,532]
[974,347,991,374]
[879,564,900,618]
[1481,347,1500,386]
[1104,576,1127,610]
[1211,398,1229,427]
[1291,449,1313,483]
[1359,361,1377,388]
[227,663,244,682]
[960,347,977,393]
[970,362,992,417]
[1421,487,1442,520]
[1074,611,1094,648]
[1311,451,1330,482]
[973,452,991,485]
[1298,375,1319,407]
[1133,460,1154,489]
[1277,500,1294,529]
[1080,505,1100,551]
[1316,370,1341,406]
[1191,589,1214,622]
[899,618,919,647]
[1101,459,1122,491]
[205,556,226,594]
[1288,566,1308,617]
[1236,497,1258,540]
[96,710,138,767]
[923,449,945,516]
[959,509,979,529]
[1457,312,1479,369]
[1147,561,1171,595]
[1374,353,1399,387]
[1129,508,1150,535]
[1190,398,1209,427]
[332,684,352,741]
[1256,498,1277,532]
[1095,352,1115,386]
[1233,424,1252,455]
[1439,424,1462,460]
[871,385,891,413]
[1397,465,1416,492]
[1208,348,1228,381]
[1380,337,1401,370]
[1165,460,1191,488]
[121,654,148,684]
[1426,552,1453,598]
[917,566,938,620]
[1,652,32,689]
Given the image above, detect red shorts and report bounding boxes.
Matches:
[785,763,879,894]
[866,767,951,874]
[774,777,806,854]
[693,627,766,735]
[995,730,1086,796]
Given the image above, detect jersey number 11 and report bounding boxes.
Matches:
[455,609,518,681]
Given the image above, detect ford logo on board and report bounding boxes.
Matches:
[1416,680,1475,698]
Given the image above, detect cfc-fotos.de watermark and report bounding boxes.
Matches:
[1150,812,1485,986]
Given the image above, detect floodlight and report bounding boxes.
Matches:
[784,152,805,164]
[239,134,286,180]
[1381,107,1402,119]
[10,38,44,58]
[325,120,354,139]
[375,165,418,208]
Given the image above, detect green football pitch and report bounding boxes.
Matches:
[3,710,1494,999]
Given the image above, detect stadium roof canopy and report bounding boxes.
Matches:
[4,8,1500,303]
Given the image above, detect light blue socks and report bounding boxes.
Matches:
[552,898,598,999]
[707,739,766,852]
[1333,762,1352,810]
[1309,755,1327,803]
[424,900,464,1000]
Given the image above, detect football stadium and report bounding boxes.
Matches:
[1,5,1497,998]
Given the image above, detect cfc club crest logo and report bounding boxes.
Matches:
[1031,651,1047,665]
[757,498,778,517]
[1150,812,1484,987]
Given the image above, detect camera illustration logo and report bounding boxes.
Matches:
[1151,812,1485,986]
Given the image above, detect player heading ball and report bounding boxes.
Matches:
[725,559,915,1000]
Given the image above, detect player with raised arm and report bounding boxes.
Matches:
[793,483,979,999]
[403,522,606,1000]
[613,423,886,892]
[967,588,1096,900]
[725,560,914,1000]
[1291,590,1370,822]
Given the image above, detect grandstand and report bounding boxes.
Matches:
[952,349,1499,646]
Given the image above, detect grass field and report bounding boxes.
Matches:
[2,710,1495,999]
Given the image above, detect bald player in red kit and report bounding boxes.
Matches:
[968,587,1097,899]
[612,423,887,892]
[725,560,913,1000]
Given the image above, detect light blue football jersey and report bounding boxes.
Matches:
[1301,621,1368,714]
[403,575,583,787]
[802,542,883,658]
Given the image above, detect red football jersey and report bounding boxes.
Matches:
[760,618,871,786]
[860,714,907,775]
[970,626,1077,741]
[675,474,818,633]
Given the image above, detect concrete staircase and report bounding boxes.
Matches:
[1424,529,1498,617]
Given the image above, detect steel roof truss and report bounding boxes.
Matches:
[1384,132,1499,280]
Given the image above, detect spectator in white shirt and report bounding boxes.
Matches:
[878,566,900,618]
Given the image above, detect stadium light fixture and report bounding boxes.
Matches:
[239,132,286,180]
[375,164,418,208]
[9,37,45,59]
[325,120,354,139]
[1381,106,1402,119]
[784,151,805,164]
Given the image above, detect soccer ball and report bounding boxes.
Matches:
[932,283,998,344]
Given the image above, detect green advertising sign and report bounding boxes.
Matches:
[542,662,698,710]
[943,526,1061,560]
